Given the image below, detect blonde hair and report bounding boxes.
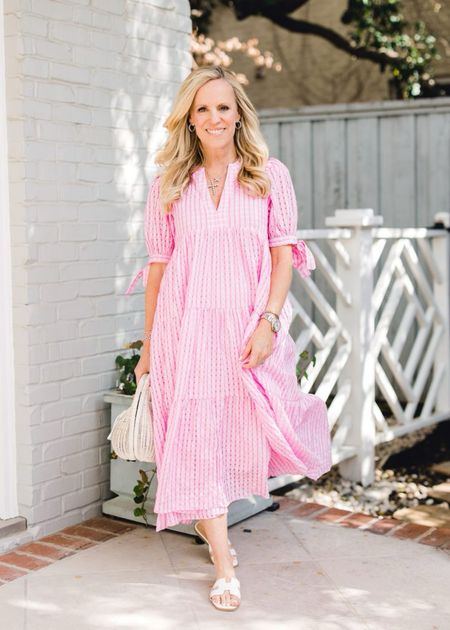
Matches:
[154,66,271,214]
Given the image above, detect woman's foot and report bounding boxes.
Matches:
[209,574,241,611]
[210,550,240,609]
[195,514,240,609]
[194,520,238,567]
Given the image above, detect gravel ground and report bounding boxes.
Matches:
[275,420,450,518]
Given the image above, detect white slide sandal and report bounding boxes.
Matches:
[209,576,241,611]
[194,521,239,567]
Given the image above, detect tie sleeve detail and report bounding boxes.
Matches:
[266,157,316,278]
[292,239,316,277]
[125,175,175,294]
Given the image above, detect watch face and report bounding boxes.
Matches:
[273,319,281,332]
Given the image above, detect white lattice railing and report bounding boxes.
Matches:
[290,209,450,485]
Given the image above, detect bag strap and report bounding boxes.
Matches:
[127,373,149,453]
[130,373,148,417]
[132,372,151,456]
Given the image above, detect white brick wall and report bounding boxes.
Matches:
[4,0,192,537]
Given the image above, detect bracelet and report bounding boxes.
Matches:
[142,331,152,341]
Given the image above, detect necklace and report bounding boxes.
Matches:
[203,158,238,196]
[206,172,221,197]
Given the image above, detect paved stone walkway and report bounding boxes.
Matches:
[0,496,449,629]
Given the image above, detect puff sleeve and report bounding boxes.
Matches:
[266,157,316,278]
[125,176,175,294]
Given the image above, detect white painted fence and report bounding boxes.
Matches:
[259,98,450,230]
[292,209,450,485]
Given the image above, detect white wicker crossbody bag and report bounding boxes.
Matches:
[107,372,155,462]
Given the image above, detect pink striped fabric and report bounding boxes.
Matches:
[126,156,332,532]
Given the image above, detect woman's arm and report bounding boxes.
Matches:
[142,262,167,354]
[240,245,293,368]
[135,261,167,383]
[264,245,293,316]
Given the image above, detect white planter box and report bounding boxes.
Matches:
[102,389,292,535]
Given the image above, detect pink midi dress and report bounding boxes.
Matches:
[126,156,332,532]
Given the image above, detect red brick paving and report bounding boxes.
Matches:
[82,517,136,534]
[312,507,353,523]
[276,496,450,548]
[39,533,95,550]
[0,551,52,571]
[390,522,434,541]
[336,512,378,529]
[0,564,28,582]
[0,515,138,589]
[365,517,404,535]
[17,542,75,561]
[418,527,450,549]
[288,501,328,518]
[275,496,302,510]
[59,525,117,542]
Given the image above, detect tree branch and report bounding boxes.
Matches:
[261,12,401,69]
[231,0,310,20]
[269,0,310,14]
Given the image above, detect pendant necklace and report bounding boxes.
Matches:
[206,173,221,197]
[205,168,224,210]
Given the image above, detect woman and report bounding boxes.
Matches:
[127,65,332,612]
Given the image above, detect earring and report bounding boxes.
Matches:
[188,123,195,132]
[235,120,242,129]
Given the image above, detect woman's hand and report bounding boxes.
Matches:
[239,319,275,369]
[134,344,150,384]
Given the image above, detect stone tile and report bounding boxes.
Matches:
[35,527,173,576]
[285,515,434,560]
[318,553,450,630]
[176,560,370,629]
[0,568,198,630]
[0,505,448,629]
[163,510,311,571]
[228,511,312,565]
[160,528,215,572]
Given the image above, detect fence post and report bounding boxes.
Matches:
[432,212,450,414]
[325,209,383,486]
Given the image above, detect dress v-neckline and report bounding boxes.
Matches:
[205,168,228,211]
[200,158,241,212]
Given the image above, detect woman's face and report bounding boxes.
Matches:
[189,78,240,154]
